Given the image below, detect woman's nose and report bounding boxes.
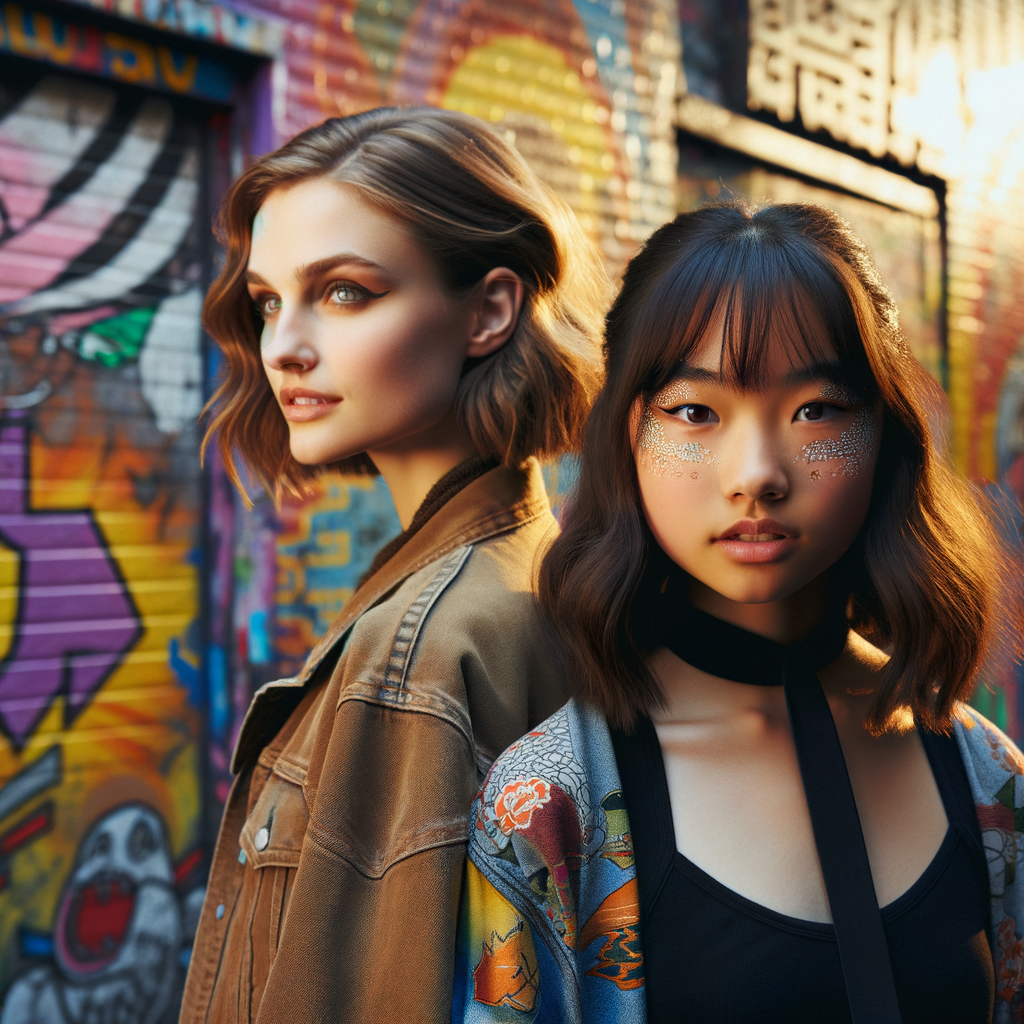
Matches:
[260,309,317,373]
[719,426,790,502]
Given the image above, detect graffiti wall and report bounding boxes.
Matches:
[0,69,209,1019]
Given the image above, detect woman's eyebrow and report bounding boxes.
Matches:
[671,367,720,385]
[244,254,388,288]
[669,361,848,389]
[295,253,387,282]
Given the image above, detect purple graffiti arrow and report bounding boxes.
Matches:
[0,412,141,748]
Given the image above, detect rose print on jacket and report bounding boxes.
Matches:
[995,916,1024,1011]
[494,778,551,836]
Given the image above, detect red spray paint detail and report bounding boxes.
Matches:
[0,801,53,855]
[72,879,135,957]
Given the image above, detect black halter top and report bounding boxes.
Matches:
[610,715,994,1022]
[635,577,993,1024]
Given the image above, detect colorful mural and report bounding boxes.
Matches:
[0,70,208,1014]
[4,0,1022,1019]
[239,0,679,264]
[63,0,283,57]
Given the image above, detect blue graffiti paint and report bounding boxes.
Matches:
[572,0,647,175]
[18,928,53,959]
[248,610,271,666]
[169,637,202,708]
[207,644,229,741]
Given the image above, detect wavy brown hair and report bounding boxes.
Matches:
[202,106,609,496]
[540,202,1019,733]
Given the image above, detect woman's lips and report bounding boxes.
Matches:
[279,389,340,422]
[714,536,798,563]
[714,519,798,564]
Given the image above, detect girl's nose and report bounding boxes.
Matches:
[719,426,790,502]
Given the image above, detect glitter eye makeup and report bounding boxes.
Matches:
[637,378,717,476]
[818,381,862,406]
[796,384,877,477]
[651,379,696,407]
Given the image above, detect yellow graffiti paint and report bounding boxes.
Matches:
[0,541,17,665]
[157,48,199,92]
[104,33,158,84]
[443,35,617,238]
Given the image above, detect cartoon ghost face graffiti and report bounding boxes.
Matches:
[54,805,179,980]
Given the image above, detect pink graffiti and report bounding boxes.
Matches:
[0,413,140,747]
[0,84,172,305]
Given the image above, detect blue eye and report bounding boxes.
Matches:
[328,283,365,304]
[254,296,281,320]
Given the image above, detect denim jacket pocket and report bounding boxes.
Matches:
[239,767,308,870]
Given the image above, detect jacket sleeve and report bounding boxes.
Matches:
[955,706,1024,1020]
[451,721,579,1024]
[453,852,556,1023]
[254,679,477,1024]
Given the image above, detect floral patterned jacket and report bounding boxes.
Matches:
[452,698,1024,1024]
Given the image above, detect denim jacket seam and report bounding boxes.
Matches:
[305,814,471,879]
[382,544,474,690]
[336,687,474,756]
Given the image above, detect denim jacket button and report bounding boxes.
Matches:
[254,826,269,851]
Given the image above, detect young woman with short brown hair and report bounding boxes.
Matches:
[180,106,608,1024]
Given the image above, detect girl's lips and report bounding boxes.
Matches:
[714,536,798,564]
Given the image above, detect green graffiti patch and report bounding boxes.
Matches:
[78,307,157,367]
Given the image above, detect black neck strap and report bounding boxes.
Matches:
[657,581,903,1024]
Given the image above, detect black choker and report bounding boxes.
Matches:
[661,596,851,687]
[657,581,903,1024]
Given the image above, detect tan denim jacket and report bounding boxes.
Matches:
[179,459,566,1024]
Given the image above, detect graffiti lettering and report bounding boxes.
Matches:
[0,5,236,103]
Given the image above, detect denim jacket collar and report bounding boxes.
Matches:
[230,458,550,774]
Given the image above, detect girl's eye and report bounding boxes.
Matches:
[795,401,841,422]
[669,404,718,425]
[254,296,281,320]
[328,283,365,305]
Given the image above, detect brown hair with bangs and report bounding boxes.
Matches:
[202,106,609,496]
[539,201,1020,733]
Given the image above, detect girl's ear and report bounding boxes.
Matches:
[466,268,524,358]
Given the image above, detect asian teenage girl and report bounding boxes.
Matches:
[454,202,1023,1024]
